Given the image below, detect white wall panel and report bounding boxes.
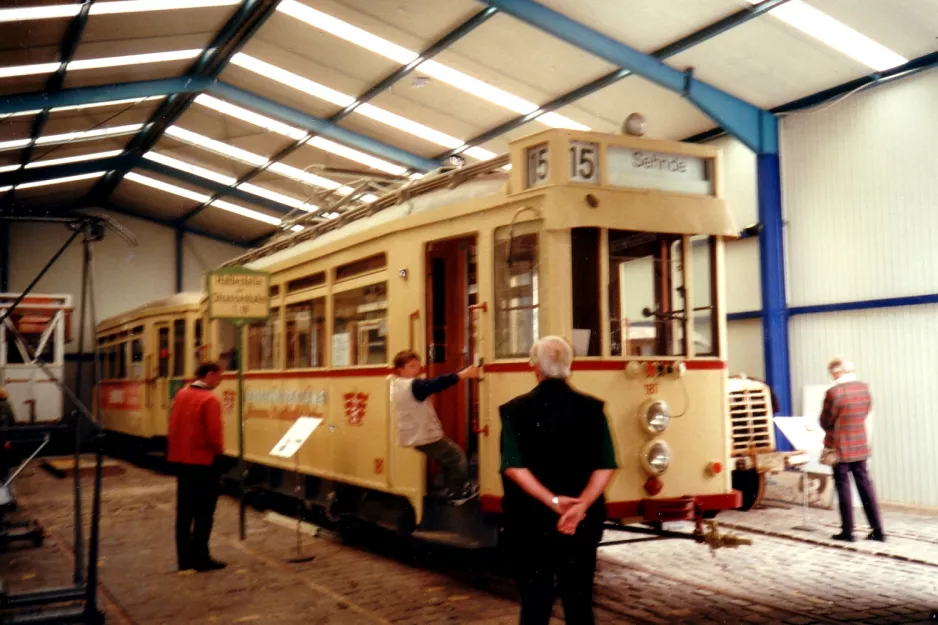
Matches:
[725,237,761,314]
[781,69,938,307]
[710,135,758,229]
[182,233,242,293]
[726,319,764,379]
[9,211,241,353]
[790,306,938,507]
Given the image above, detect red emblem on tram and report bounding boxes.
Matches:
[344,392,369,426]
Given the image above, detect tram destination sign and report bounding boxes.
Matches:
[606,146,713,196]
[207,267,270,322]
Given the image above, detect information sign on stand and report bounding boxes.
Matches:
[207,267,270,541]
[270,417,323,563]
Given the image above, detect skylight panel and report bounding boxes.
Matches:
[26,149,123,169]
[17,171,105,190]
[747,0,907,70]
[231,54,498,161]
[34,123,144,146]
[0,165,22,174]
[236,182,317,212]
[276,0,590,131]
[164,126,268,167]
[0,139,32,152]
[0,51,201,80]
[125,171,297,229]
[143,152,238,185]
[0,1,239,23]
[194,95,409,175]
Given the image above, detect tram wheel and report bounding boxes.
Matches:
[732,468,766,511]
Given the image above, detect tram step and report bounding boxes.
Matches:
[410,529,491,550]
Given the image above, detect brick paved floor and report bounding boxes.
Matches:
[3,461,938,624]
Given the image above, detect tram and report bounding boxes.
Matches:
[96,128,754,548]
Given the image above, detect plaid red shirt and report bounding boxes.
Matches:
[819,380,871,463]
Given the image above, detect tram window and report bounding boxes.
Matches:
[172,319,186,378]
[571,227,601,357]
[108,345,118,379]
[333,283,387,366]
[158,327,170,378]
[494,227,539,359]
[217,321,239,370]
[335,253,386,282]
[131,338,144,379]
[608,230,686,357]
[116,342,127,379]
[288,272,325,293]
[286,299,325,369]
[248,308,280,370]
[690,236,718,356]
[194,319,203,366]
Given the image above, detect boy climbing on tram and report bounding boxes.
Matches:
[391,350,480,505]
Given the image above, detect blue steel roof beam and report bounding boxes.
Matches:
[684,49,938,143]
[88,0,283,206]
[438,0,791,160]
[175,8,494,225]
[4,0,94,205]
[478,0,778,155]
[0,77,211,117]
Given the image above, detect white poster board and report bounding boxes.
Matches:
[270,417,323,459]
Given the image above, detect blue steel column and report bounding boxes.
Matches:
[757,148,794,447]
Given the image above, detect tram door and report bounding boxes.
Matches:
[425,236,479,483]
[154,322,171,418]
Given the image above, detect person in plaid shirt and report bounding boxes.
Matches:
[819,357,885,543]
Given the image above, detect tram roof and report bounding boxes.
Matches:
[1,1,929,244]
[96,292,203,331]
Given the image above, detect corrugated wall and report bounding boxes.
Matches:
[790,307,938,506]
[781,69,938,506]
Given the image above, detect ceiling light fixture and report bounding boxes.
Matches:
[17,171,106,190]
[34,123,144,146]
[0,50,201,79]
[0,1,239,23]
[26,149,124,169]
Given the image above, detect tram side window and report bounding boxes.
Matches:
[571,227,601,357]
[131,338,144,379]
[108,343,118,379]
[333,283,387,366]
[494,228,539,359]
[172,319,186,377]
[158,327,170,378]
[193,319,203,366]
[691,236,718,356]
[116,342,127,379]
[217,321,239,371]
[248,308,280,370]
[286,299,325,369]
[608,230,686,357]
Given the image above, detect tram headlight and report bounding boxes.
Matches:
[641,440,672,476]
[638,398,671,434]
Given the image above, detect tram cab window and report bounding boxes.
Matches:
[286,299,325,369]
[690,236,718,356]
[217,321,239,370]
[333,283,387,366]
[108,343,119,379]
[157,327,170,378]
[131,338,144,379]
[193,319,203,366]
[608,230,686,357]
[172,319,186,377]
[494,226,540,359]
[248,308,280,370]
[571,227,602,357]
[116,341,127,379]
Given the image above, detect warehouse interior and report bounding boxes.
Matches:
[2,0,938,623]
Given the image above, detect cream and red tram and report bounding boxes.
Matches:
[96,128,744,548]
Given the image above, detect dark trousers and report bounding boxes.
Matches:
[416,436,469,494]
[507,522,601,625]
[833,459,883,535]
[174,463,220,568]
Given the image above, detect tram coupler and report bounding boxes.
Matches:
[699,520,752,551]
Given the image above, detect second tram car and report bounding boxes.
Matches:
[96,128,750,548]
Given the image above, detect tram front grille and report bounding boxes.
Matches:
[728,387,774,456]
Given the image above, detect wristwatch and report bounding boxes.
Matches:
[551,496,560,509]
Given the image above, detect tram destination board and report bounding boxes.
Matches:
[207,267,270,322]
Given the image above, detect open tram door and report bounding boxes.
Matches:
[424,235,481,492]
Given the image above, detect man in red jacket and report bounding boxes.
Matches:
[168,361,226,572]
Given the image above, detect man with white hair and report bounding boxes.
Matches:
[820,356,885,542]
[499,335,618,625]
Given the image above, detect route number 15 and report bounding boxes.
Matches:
[569,141,599,184]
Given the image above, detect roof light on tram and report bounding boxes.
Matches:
[639,398,671,435]
[642,440,672,476]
